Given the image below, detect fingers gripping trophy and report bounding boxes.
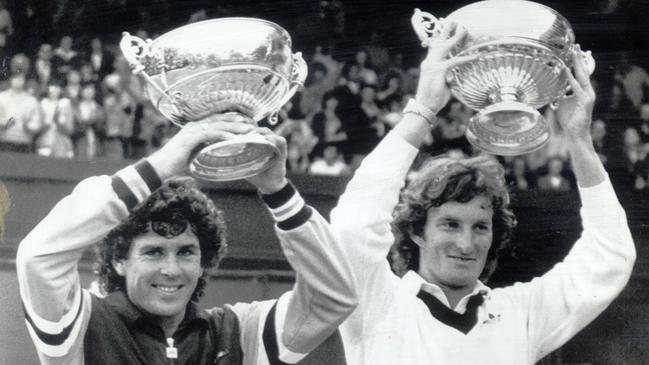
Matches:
[120,18,307,181]
[412,1,596,155]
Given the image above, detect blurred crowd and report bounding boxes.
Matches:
[0,1,648,193]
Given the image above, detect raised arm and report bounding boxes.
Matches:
[330,23,477,339]
[331,22,475,261]
[234,129,357,364]
[507,48,636,362]
[16,115,253,361]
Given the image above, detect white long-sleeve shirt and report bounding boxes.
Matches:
[16,162,356,365]
[331,132,636,365]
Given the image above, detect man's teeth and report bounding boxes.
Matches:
[155,285,181,292]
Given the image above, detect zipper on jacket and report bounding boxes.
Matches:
[166,337,178,363]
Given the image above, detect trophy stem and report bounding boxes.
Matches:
[466,100,550,155]
[490,87,521,104]
[189,132,279,182]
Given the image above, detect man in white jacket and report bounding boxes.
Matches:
[331,23,636,365]
[17,114,357,365]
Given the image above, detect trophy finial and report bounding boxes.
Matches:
[119,32,149,74]
[411,8,442,48]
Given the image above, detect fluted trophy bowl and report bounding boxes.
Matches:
[412,1,594,155]
[120,18,307,181]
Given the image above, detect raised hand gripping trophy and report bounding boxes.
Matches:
[120,18,307,181]
[412,1,595,155]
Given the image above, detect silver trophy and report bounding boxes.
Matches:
[120,18,307,181]
[412,1,595,155]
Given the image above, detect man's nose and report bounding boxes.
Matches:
[454,229,474,254]
[160,255,182,277]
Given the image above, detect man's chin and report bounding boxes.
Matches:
[440,277,477,291]
[146,303,186,318]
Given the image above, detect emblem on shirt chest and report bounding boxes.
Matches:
[482,312,502,325]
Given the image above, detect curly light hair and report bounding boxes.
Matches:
[390,154,517,282]
[95,177,227,302]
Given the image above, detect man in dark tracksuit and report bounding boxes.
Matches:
[17,114,356,364]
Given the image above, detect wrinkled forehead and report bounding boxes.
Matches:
[131,225,200,251]
[428,195,494,221]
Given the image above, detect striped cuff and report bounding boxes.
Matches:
[259,181,312,230]
[22,286,85,357]
[111,159,162,210]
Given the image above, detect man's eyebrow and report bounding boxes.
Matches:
[136,243,162,251]
[179,243,200,249]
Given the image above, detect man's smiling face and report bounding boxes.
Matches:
[416,195,493,292]
[113,227,203,322]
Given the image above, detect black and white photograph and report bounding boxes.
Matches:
[0,0,648,364]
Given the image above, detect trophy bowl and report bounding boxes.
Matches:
[412,1,594,155]
[120,18,307,181]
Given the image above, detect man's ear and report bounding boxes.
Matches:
[112,260,126,276]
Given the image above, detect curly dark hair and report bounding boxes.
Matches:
[390,155,517,282]
[95,176,227,302]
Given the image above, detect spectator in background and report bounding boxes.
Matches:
[79,63,99,86]
[505,157,536,191]
[0,0,13,74]
[383,51,406,85]
[381,94,404,131]
[613,51,649,110]
[524,145,551,177]
[376,72,402,104]
[602,81,636,142]
[636,103,649,143]
[614,127,649,190]
[102,88,134,159]
[311,90,347,159]
[136,103,169,157]
[635,155,649,190]
[103,55,146,158]
[332,81,379,168]
[85,37,113,82]
[537,156,571,192]
[428,100,473,157]
[35,80,74,158]
[0,56,42,153]
[339,61,362,95]
[591,119,611,164]
[401,67,420,95]
[542,108,571,162]
[300,46,340,119]
[359,83,385,139]
[309,143,349,176]
[31,43,53,93]
[52,35,81,81]
[275,101,317,174]
[352,48,378,86]
[74,83,104,159]
[65,69,83,102]
[24,78,41,98]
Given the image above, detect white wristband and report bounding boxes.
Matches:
[403,98,438,128]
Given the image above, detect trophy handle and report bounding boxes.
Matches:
[119,32,150,73]
[411,8,444,48]
[263,52,308,125]
[120,32,178,114]
[550,46,596,110]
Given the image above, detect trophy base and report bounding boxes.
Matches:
[466,101,550,156]
[189,133,279,182]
